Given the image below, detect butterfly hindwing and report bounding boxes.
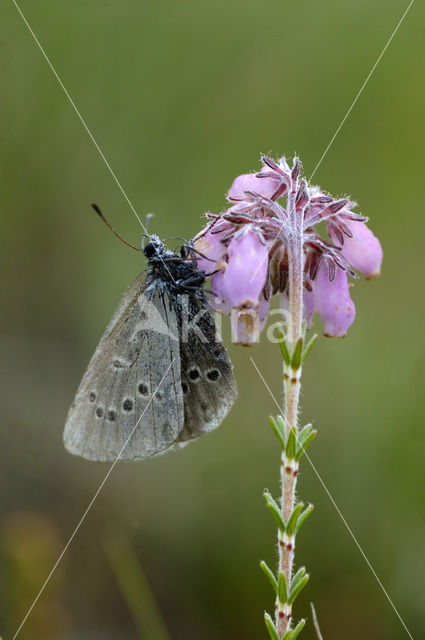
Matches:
[63,273,184,461]
[176,295,237,445]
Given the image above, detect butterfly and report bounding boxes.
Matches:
[63,224,237,462]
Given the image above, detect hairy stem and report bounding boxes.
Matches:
[275,169,304,636]
[276,367,302,635]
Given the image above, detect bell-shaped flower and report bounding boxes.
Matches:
[328,220,382,278]
[314,263,356,337]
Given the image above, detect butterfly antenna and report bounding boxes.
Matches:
[91,204,142,252]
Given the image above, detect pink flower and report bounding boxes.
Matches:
[328,220,382,278]
[193,155,381,343]
[314,263,356,337]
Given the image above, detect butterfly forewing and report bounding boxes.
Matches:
[64,273,184,461]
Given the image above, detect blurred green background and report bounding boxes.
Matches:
[1,1,424,638]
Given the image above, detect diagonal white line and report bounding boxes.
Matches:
[249,356,414,640]
[12,358,176,640]
[11,0,177,283]
[248,0,415,286]
[309,0,415,181]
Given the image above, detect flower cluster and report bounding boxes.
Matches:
[194,156,382,345]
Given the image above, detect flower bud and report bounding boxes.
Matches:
[314,263,355,337]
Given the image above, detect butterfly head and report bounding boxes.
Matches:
[143,235,166,260]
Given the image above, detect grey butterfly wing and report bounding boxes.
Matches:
[176,295,237,445]
[64,273,184,461]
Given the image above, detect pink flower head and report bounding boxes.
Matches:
[193,155,382,343]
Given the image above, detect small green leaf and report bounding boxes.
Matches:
[295,426,317,460]
[289,567,306,593]
[289,573,309,604]
[301,333,318,363]
[286,502,304,535]
[260,561,278,596]
[291,619,306,639]
[269,416,285,449]
[263,491,285,532]
[291,337,303,370]
[294,504,314,535]
[277,415,287,436]
[286,428,297,459]
[264,612,280,640]
[297,423,313,446]
[278,571,288,603]
[277,327,291,366]
[282,631,293,640]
